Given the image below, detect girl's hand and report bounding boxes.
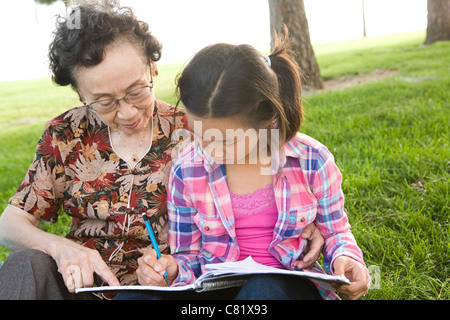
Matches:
[136,248,179,286]
[332,256,370,300]
[293,223,324,269]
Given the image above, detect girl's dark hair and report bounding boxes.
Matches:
[176,26,303,145]
[48,0,162,89]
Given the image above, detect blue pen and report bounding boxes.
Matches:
[142,213,170,286]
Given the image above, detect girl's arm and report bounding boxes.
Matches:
[167,163,202,286]
[312,146,369,299]
[312,146,366,271]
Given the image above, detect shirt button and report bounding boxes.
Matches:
[205,226,210,232]
[126,208,133,214]
[300,217,306,222]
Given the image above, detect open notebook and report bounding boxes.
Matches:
[76,256,350,294]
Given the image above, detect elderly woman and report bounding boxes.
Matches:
[0,1,323,300]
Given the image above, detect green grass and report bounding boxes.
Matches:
[0,30,448,299]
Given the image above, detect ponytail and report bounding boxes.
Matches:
[268,26,304,144]
[176,26,303,147]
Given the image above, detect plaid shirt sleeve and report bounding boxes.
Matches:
[312,145,365,273]
[167,161,203,286]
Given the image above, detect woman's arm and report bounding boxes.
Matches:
[0,205,119,292]
[0,205,48,251]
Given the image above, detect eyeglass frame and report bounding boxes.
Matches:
[82,63,155,114]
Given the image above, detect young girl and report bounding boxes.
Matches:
[134,30,370,300]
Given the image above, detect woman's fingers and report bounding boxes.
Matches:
[295,223,324,269]
[57,246,119,292]
[91,253,120,287]
[63,265,83,293]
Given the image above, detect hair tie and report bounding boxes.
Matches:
[263,55,271,67]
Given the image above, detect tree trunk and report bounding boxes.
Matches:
[362,0,367,37]
[269,0,323,89]
[424,0,450,45]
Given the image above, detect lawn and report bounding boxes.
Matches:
[0,30,448,300]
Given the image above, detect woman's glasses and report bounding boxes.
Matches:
[87,84,154,114]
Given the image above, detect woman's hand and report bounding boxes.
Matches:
[136,248,179,286]
[293,223,324,269]
[332,256,370,300]
[0,206,120,293]
[47,239,120,293]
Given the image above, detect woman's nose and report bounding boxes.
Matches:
[115,100,139,120]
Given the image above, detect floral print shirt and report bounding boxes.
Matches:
[8,100,187,286]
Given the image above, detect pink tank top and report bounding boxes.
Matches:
[230,184,284,268]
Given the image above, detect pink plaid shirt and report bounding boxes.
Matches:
[168,132,365,299]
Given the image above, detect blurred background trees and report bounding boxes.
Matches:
[424,0,450,44]
[269,0,323,89]
[33,0,449,87]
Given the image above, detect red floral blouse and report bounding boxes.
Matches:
[8,99,187,286]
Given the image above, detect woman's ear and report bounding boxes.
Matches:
[76,90,87,105]
[150,60,159,77]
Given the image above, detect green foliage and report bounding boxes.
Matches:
[302,31,449,300]
[35,0,63,5]
[0,31,448,299]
